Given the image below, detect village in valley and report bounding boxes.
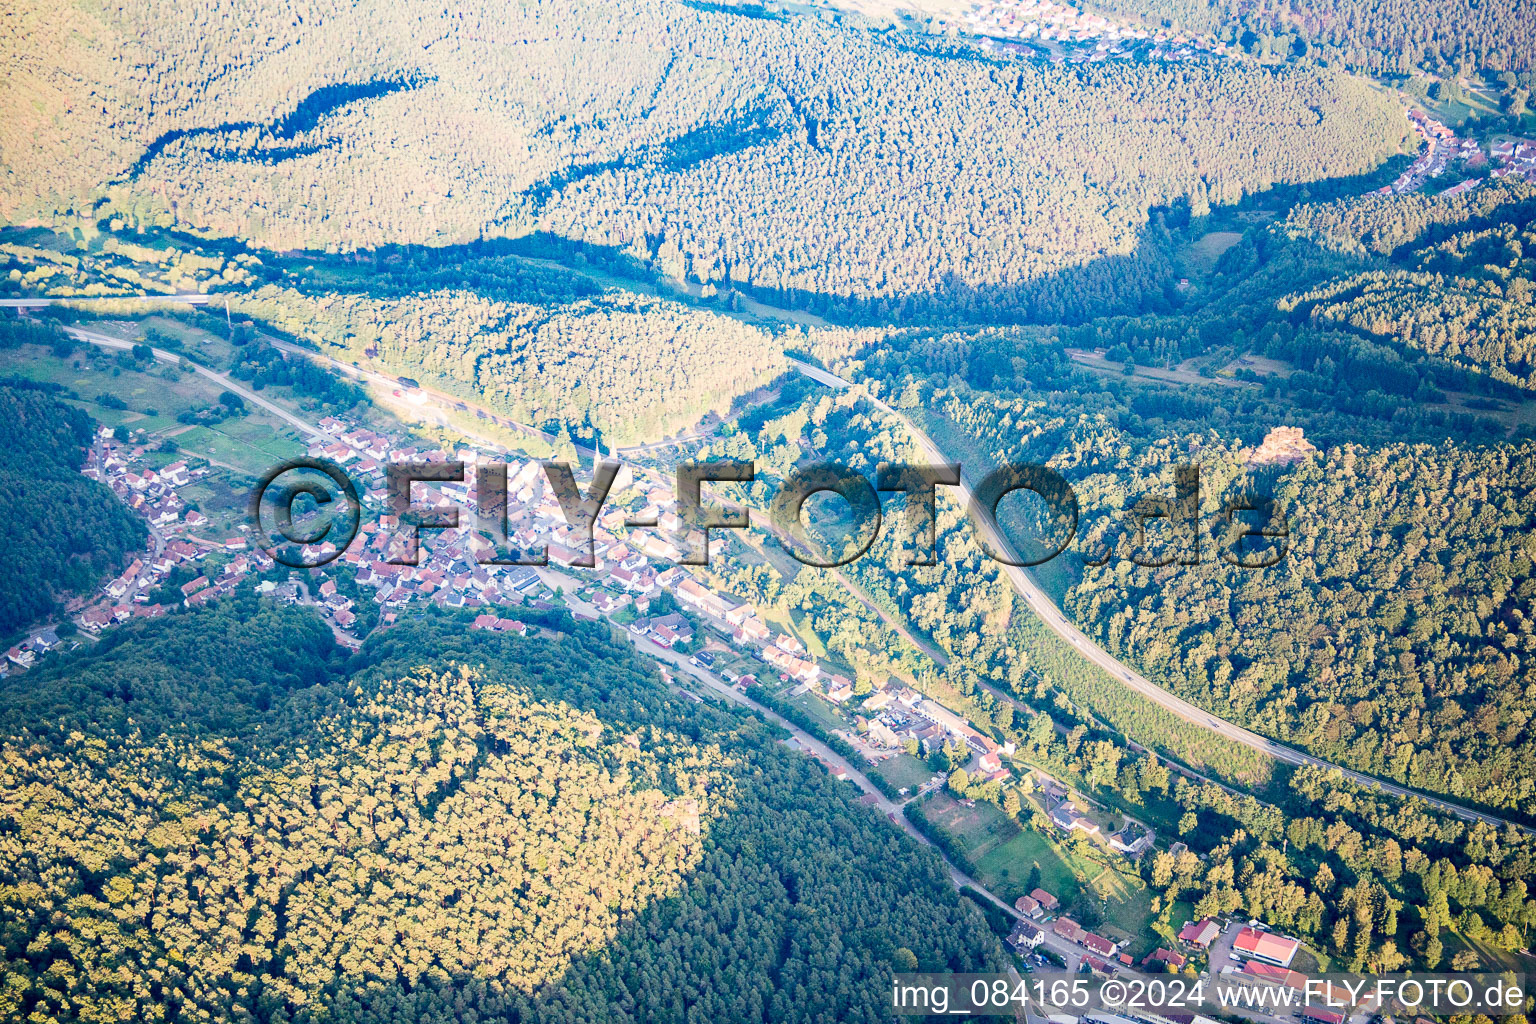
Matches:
[1369,108,1536,198]
[967,0,1220,63]
[0,331,1359,1005]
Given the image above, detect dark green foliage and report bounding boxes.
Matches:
[228,341,365,407]
[0,604,1005,1022]
[0,381,144,636]
[0,590,338,744]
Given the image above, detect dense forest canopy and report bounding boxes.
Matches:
[815,175,1536,815]
[3,0,1407,322]
[231,285,786,445]
[1290,194,1536,390]
[680,369,1536,979]
[0,602,1005,1023]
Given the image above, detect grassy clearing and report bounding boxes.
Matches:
[974,826,1083,904]
[1151,898,1195,949]
[173,422,303,475]
[875,753,935,793]
[789,691,846,733]
[925,791,1015,850]
[179,478,252,533]
[1182,230,1243,274]
[925,791,1156,952]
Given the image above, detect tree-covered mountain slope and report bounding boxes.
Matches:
[0,601,1004,1023]
[2,0,1407,321]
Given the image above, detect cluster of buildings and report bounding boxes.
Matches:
[1372,111,1536,201]
[109,455,202,528]
[1489,138,1536,182]
[5,429,280,672]
[968,0,1215,62]
[1008,886,1136,973]
[82,446,272,616]
[1216,927,1360,1022]
[1142,918,1349,1019]
[5,627,62,671]
[1178,916,1306,967]
[1054,914,1125,971]
[852,687,1015,780]
[288,419,878,684]
[1374,110,1483,196]
[1370,108,1536,202]
[6,394,923,706]
[6,424,287,670]
[1033,771,1155,858]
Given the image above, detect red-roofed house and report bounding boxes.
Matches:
[1053,917,1084,943]
[1178,918,1220,948]
[1142,948,1187,970]
[1233,926,1300,967]
[1082,932,1117,957]
[1301,1011,1345,1024]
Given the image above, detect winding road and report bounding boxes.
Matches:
[14,295,1526,832]
[787,358,1532,835]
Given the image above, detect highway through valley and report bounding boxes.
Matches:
[786,358,1531,835]
[11,293,1526,833]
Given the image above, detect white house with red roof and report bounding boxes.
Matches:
[1233,926,1300,967]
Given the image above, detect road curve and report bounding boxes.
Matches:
[787,358,1531,835]
[28,300,1525,831]
[64,325,337,444]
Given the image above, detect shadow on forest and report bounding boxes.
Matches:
[0,606,1004,1023]
[163,203,1522,455]
[105,123,1523,448]
[123,74,432,180]
[518,111,792,207]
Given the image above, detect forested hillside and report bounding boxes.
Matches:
[679,376,1536,976]
[231,285,785,445]
[1289,190,1536,390]
[810,177,1536,815]
[1066,434,1536,810]
[0,601,1004,1023]
[0,365,145,636]
[1284,179,1536,257]
[3,0,1405,322]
